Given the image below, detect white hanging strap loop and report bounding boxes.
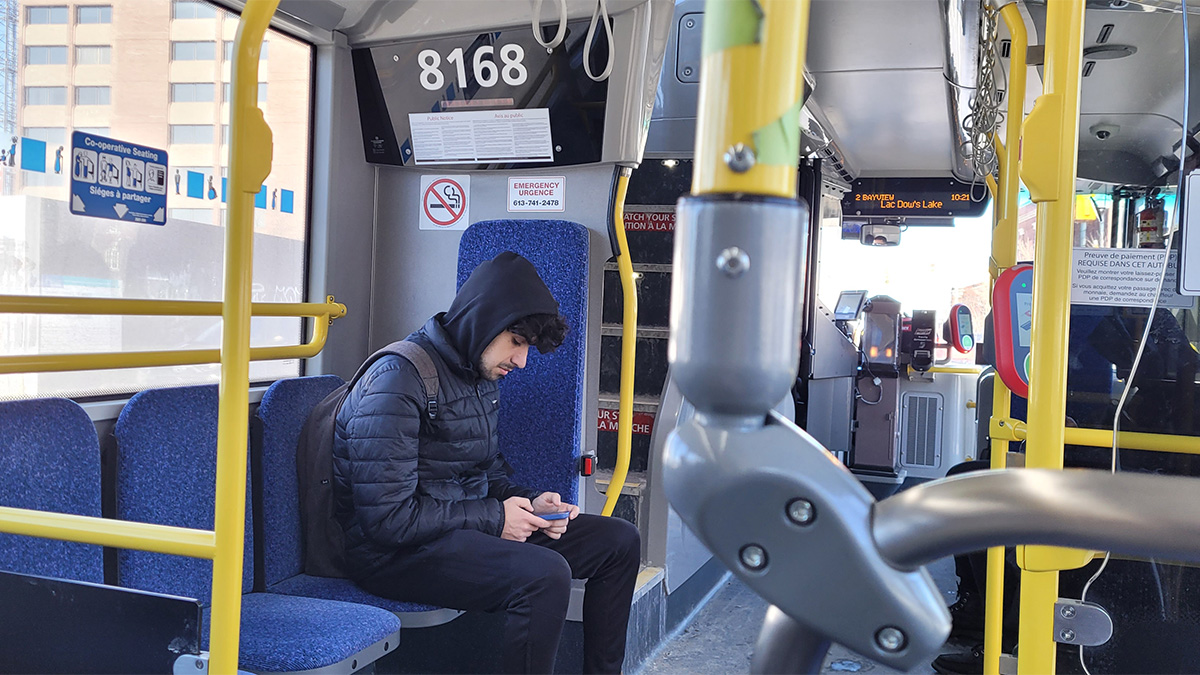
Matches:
[532,0,568,50]
[583,0,614,81]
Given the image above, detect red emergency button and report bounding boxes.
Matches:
[580,455,595,476]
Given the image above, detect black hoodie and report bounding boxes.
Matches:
[333,252,559,576]
[442,251,561,368]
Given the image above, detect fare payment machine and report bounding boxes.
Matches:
[993,264,1033,398]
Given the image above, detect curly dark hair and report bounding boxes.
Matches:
[508,313,569,354]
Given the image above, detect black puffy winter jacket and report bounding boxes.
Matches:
[332,252,560,579]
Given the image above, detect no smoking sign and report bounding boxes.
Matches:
[419,175,471,230]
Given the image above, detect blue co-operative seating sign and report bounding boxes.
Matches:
[69,131,169,225]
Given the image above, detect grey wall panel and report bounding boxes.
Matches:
[308,35,378,380]
[371,163,618,491]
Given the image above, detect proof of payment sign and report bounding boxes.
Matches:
[419,175,471,230]
[507,176,565,212]
[70,131,168,225]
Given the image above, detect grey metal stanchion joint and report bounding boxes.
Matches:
[663,412,951,671]
[670,195,806,419]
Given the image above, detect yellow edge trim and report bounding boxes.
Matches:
[603,170,636,518]
[0,507,216,559]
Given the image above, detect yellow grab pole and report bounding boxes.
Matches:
[984,6,1028,673]
[1015,0,1087,672]
[0,318,332,375]
[209,1,278,672]
[0,295,345,318]
[693,0,809,197]
[1064,427,1200,456]
[602,169,636,517]
[0,507,216,559]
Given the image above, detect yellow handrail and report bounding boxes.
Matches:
[0,313,332,374]
[602,168,636,517]
[1015,0,1087,671]
[984,5,1027,673]
[209,2,279,671]
[0,295,344,318]
[0,507,216,559]
[1064,427,1200,456]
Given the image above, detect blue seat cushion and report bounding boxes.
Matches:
[0,398,103,583]
[268,574,440,613]
[201,593,400,672]
[457,220,589,505]
[256,375,344,586]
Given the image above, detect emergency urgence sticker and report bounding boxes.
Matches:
[507,176,565,212]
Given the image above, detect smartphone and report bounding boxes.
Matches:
[536,511,570,521]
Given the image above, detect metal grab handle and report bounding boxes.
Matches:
[873,468,1200,570]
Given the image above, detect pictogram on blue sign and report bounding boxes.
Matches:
[70,131,169,225]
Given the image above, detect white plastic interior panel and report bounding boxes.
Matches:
[897,374,974,480]
[310,0,653,46]
[808,0,946,73]
[815,70,955,177]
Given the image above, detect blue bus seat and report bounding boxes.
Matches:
[114,384,400,673]
[0,397,103,583]
[457,219,590,506]
[254,375,458,625]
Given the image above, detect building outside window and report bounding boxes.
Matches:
[75,86,111,105]
[75,45,112,65]
[4,0,314,399]
[24,86,67,105]
[76,5,112,23]
[26,46,68,65]
[26,6,67,24]
[171,41,216,61]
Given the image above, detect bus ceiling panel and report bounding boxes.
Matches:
[329,0,654,47]
[1077,112,1185,184]
[814,70,956,177]
[807,0,946,73]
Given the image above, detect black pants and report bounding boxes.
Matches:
[358,514,641,674]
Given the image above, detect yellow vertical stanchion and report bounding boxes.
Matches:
[602,168,636,517]
[208,1,278,672]
[1014,0,1087,672]
[983,6,1028,673]
[693,0,809,198]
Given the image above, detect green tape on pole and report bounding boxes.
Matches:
[752,98,804,166]
[701,0,762,56]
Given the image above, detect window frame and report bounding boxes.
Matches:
[170,124,215,144]
[75,86,111,106]
[171,82,216,103]
[75,45,112,65]
[172,0,217,20]
[76,5,113,24]
[170,40,217,62]
[26,6,68,24]
[25,45,68,66]
[24,86,68,106]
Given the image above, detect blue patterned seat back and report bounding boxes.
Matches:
[0,398,103,583]
[114,385,252,603]
[458,219,589,506]
[255,375,344,586]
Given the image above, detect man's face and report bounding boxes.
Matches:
[478,330,530,381]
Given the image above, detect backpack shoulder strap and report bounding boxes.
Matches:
[389,341,440,420]
[353,340,441,420]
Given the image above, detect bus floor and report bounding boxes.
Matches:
[638,557,958,675]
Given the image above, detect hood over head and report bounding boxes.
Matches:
[442,251,560,366]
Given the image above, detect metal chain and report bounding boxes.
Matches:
[962,3,1003,181]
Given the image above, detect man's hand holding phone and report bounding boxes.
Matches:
[530,491,580,540]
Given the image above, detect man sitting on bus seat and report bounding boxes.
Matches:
[332,251,640,674]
